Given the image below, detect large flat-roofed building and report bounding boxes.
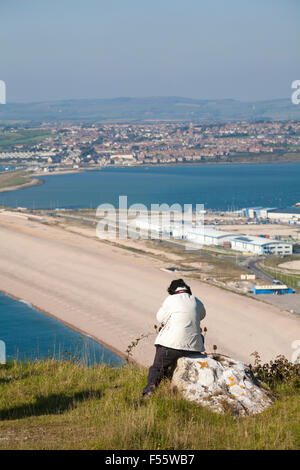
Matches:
[183,228,293,255]
[235,207,276,218]
[229,236,293,255]
[267,207,300,222]
[128,219,294,255]
[234,206,300,222]
[181,228,293,255]
[184,228,235,246]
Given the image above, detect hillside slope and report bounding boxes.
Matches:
[0,360,299,450]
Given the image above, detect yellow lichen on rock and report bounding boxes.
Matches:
[197,361,208,369]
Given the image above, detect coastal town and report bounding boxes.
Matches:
[0,120,300,171]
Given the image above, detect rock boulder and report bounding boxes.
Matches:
[171,354,273,416]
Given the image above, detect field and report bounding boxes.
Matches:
[0,360,299,450]
[0,170,34,190]
[0,129,52,151]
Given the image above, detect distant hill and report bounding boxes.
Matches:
[0,96,300,123]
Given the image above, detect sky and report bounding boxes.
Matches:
[1,0,299,103]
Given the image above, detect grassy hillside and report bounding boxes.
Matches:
[0,360,299,450]
[0,129,52,150]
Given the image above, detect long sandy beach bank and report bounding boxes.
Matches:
[0,211,299,366]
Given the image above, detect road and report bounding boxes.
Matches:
[244,257,275,284]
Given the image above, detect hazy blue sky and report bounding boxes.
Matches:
[1,0,299,102]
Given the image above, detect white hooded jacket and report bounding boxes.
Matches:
[154,289,206,351]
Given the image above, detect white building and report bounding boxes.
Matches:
[267,208,300,222]
[178,227,293,255]
[184,228,235,246]
[228,236,293,255]
[237,206,300,222]
[127,218,294,255]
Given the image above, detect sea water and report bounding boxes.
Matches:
[0,291,125,366]
[0,162,300,210]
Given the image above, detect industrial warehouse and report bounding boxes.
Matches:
[130,218,294,256]
[182,228,293,255]
[235,206,300,223]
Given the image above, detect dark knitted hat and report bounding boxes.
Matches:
[167,279,192,295]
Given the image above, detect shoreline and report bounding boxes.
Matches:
[33,169,85,177]
[60,157,300,171]
[0,159,299,202]
[106,156,300,169]
[0,177,44,194]
[0,288,129,365]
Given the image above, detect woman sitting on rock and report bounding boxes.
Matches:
[142,278,206,398]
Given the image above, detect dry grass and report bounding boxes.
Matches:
[0,171,32,189]
[0,170,42,192]
[261,255,300,291]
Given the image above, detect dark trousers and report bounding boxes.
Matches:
[143,344,202,395]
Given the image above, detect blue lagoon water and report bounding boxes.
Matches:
[0,292,125,366]
[0,162,300,210]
